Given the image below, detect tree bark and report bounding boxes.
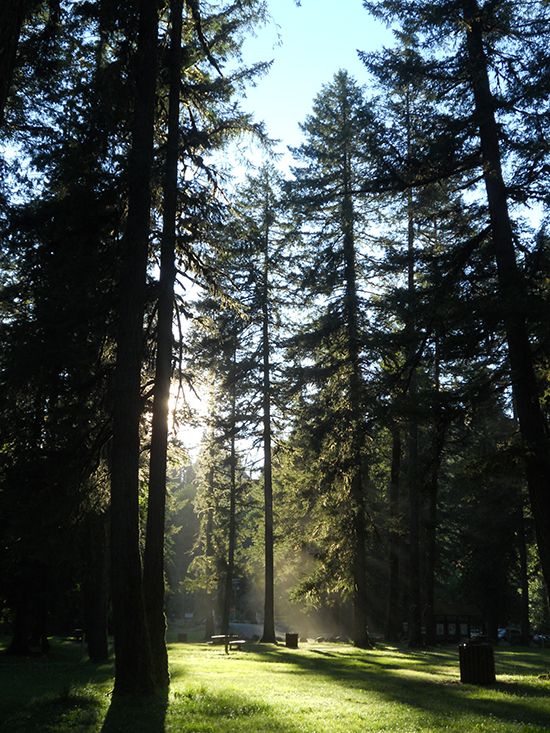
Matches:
[204,460,216,640]
[7,598,31,655]
[517,499,531,645]
[221,359,237,636]
[406,177,423,648]
[142,0,182,689]
[351,467,371,648]
[260,220,277,644]
[385,423,401,643]
[424,339,444,647]
[110,0,158,696]
[204,482,216,640]
[341,114,371,649]
[82,508,109,664]
[0,0,33,124]
[462,0,550,591]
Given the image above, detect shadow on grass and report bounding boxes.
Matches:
[0,682,106,732]
[0,647,115,732]
[259,645,550,730]
[495,647,550,676]
[100,691,168,733]
[493,678,550,699]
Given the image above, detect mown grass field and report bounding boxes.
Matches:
[1,636,549,732]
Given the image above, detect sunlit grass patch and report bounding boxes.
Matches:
[165,641,550,732]
[166,684,281,733]
[1,639,550,732]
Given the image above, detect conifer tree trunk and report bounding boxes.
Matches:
[385,424,401,642]
[261,222,277,644]
[221,355,237,636]
[517,500,531,645]
[7,597,30,655]
[0,0,30,123]
[342,119,371,648]
[110,0,158,696]
[462,0,550,591]
[407,388,421,647]
[406,181,423,648]
[204,465,216,639]
[142,0,182,689]
[82,508,109,663]
[424,345,444,647]
[220,432,236,635]
[351,463,370,647]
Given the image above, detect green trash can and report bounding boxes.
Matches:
[459,640,495,684]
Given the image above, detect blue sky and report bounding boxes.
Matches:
[238,0,393,169]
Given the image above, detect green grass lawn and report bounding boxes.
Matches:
[1,637,549,732]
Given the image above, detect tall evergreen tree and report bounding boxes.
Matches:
[108,0,269,691]
[0,0,271,690]
[185,334,254,638]
[363,76,489,646]
[0,0,124,657]
[286,70,380,648]
[188,163,290,642]
[109,0,158,696]
[229,165,290,644]
[142,0,182,689]
[363,0,550,593]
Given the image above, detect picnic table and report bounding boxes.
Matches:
[208,634,246,652]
